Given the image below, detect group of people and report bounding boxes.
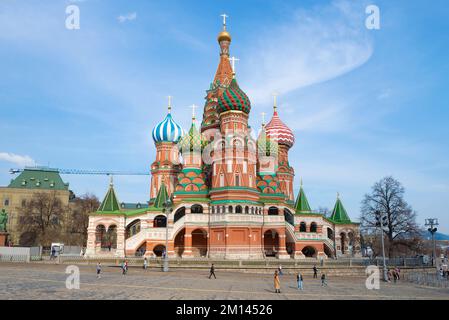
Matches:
[96,258,150,278]
[387,267,401,283]
[274,265,327,294]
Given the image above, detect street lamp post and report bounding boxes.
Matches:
[425,218,439,271]
[375,210,388,281]
[162,199,173,272]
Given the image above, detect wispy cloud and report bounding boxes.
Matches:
[117,12,137,23]
[242,0,373,105]
[0,152,36,167]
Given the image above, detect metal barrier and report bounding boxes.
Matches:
[404,271,449,288]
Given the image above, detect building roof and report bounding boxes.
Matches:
[152,108,184,144]
[265,107,295,148]
[217,78,251,114]
[153,181,169,209]
[330,195,352,224]
[295,184,312,214]
[7,167,69,191]
[98,182,121,212]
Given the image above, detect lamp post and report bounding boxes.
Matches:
[375,210,388,282]
[425,218,439,271]
[162,199,173,272]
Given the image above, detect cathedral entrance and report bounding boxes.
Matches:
[302,246,317,258]
[174,229,185,257]
[192,229,207,257]
[153,244,166,257]
[263,230,279,257]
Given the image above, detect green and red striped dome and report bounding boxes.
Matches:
[217,79,251,114]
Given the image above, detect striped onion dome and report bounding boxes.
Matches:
[257,126,278,156]
[265,109,295,148]
[152,112,184,144]
[217,78,251,114]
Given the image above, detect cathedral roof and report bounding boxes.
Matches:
[153,181,169,209]
[217,78,251,114]
[98,179,121,212]
[265,107,295,148]
[330,194,352,224]
[257,125,278,156]
[295,182,312,214]
[152,108,184,144]
[179,116,206,152]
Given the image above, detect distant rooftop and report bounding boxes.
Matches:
[7,167,69,191]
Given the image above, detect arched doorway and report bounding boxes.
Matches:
[327,228,334,240]
[154,215,167,228]
[191,229,207,257]
[263,230,279,257]
[348,232,355,255]
[302,246,317,258]
[268,207,279,215]
[153,244,166,257]
[102,225,117,251]
[174,207,186,223]
[126,220,141,239]
[191,204,203,214]
[174,229,185,257]
[236,205,243,213]
[340,232,346,254]
[284,209,294,225]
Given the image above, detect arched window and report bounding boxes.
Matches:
[174,207,186,223]
[245,206,249,214]
[268,207,279,215]
[327,228,334,240]
[284,209,294,226]
[228,206,233,214]
[235,174,240,186]
[191,204,203,214]
[310,222,317,233]
[236,205,242,213]
[154,215,167,228]
[300,222,307,232]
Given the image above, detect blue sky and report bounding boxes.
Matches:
[0,0,448,232]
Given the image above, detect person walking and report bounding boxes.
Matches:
[321,273,327,287]
[313,265,318,279]
[143,257,148,271]
[274,270,281,293]
[297,272,303,291]
[209,263,216,279]
[96,262,102,279]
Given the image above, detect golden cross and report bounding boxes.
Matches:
[272,92,278,111]
[189,104,198,120]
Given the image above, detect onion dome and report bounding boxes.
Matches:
[217,78,251,114]
[218,30,231,43]
[265,106,295,148]
[152,102,184,144]
[179,116,206,152]
[257,126,278,156]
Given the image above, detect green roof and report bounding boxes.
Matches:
[330,196,351,223]
[295,185,312,214]
[98,183,121,212]
[8,167,69,191]
[153,182,169,209]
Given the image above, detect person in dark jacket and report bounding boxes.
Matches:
[209,264,216,279]
[313,265,318,278]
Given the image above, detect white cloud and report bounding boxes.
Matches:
[117,12,137,23]
[241,0,373,106]
[0,152,36,167]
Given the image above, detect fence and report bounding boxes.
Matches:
[404,271,449,288]
[0,247,31,262]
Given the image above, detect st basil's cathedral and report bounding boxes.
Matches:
[85,18,361,260]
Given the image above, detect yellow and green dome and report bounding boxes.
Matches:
[179,121,206,152]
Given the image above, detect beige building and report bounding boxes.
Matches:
[0,167,71,245]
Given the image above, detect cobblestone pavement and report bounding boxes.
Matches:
[1,262,448,300]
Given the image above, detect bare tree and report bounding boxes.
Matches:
[18,191,67,246]
[316,207,331,218]
[360,176,420,257]
[67,193,100,246]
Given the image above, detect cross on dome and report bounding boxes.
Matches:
[221,13,228,30]
[261,112,266,126]
[272,92,278,112]
[230,56,240,75]
[189,104,198,121]
[167,95,173,113]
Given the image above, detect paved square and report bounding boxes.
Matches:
[1,262,448,300]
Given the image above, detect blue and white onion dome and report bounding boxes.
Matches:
[152,111,184,144]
